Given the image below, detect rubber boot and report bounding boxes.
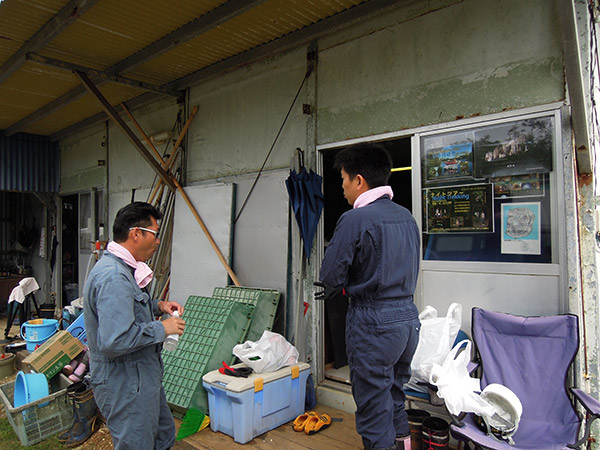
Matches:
[64,386,100,448]
[57,383,99,447]
[396,435,412,450]
[57,381,88,443]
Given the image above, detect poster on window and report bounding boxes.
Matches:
[474,116,553,178]
[493,174,545,198]
[501,202,541,255]
[423,142,473,184]
[425,183,493,233]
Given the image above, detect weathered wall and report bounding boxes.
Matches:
[317,0,563,144]
[186,47,308,182]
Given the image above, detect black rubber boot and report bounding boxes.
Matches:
[57,381,88,443]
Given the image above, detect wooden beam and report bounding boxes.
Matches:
[74,71,176,191]
[0,0,98,86]
[27,53,183,98]
[121,104,241,286]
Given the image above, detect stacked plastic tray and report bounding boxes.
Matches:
[162,296,253,418]
[212,286,280,342]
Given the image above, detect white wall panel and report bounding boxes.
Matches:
[170,183,233,304]
[420,268,561,332]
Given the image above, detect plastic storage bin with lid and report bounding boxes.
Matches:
[202,362,310,444]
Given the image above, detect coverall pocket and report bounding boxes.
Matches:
[125,361,143,396]
[133,291,149,305]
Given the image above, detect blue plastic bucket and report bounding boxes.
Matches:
[13,371,49,408]
[20,319,59,352]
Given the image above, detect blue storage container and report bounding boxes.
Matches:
[202,362,310,444]
[65,313,87,347]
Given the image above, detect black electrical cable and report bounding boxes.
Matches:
[234,70,311,224]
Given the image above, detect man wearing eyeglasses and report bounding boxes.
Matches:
[83,201,185,450]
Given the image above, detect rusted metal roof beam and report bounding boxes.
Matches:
[26,53,183,98]
[7,0,265,136]
[74,71,176,191]
[0,0,98,86]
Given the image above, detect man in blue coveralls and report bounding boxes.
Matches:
[316,143,421,450]
[84,202,185,450]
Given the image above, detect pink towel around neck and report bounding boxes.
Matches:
[353,186,394,209]
[106,241,153,288]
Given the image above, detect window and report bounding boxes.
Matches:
[420,114,555,263]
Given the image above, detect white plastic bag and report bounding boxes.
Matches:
[429,339,495,417]
[232,330,299,373]
[409,303,462,384]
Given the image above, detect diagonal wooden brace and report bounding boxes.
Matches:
[74,71,176,191]
[120,103,241,287]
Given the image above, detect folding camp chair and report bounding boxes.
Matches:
[450,308,600,450]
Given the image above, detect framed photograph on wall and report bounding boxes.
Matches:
[474,116,553,178]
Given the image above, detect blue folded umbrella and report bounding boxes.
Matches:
[285,168,324,258]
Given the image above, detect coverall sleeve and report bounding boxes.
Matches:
[319,215,357,288]
[94,273,166,358]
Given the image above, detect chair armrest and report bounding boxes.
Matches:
[449,412,466,427]
[467,360,479,375]
[571,388,600,416]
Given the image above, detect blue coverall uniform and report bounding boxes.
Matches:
[320,195,421,450]
[83,252,175,450]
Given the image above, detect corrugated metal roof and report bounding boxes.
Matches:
[0,133,59,192]
[0,0,394,139]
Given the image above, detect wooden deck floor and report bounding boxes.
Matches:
[174,404,363,450]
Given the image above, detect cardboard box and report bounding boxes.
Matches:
[23,331,85,380]
[202,362,310,444]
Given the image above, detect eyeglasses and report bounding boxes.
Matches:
[129,226,160,239]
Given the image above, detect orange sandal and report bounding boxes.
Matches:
[304,413,332,435]
[293,411,318,432]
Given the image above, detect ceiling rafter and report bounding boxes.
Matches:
[49,0,407,142]
[0,0,98,86]
[26,53,183,98]
[5,0,266,137]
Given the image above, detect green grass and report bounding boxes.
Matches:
[0,416,61,450]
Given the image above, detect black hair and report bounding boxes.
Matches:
[112,202,162,243]
[333,142,392,188]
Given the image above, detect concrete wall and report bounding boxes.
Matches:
[316,0,563,144]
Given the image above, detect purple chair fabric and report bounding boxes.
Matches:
[450,308,580,449]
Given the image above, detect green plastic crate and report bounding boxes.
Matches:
[212,286,280,342]
[162,296,253,418]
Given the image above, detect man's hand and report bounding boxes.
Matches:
[314,281,344,301]
[162,315,185,336]
[158,300,183,317]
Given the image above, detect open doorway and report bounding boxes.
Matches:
[321,136,413,385]
[61,195,79,306]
